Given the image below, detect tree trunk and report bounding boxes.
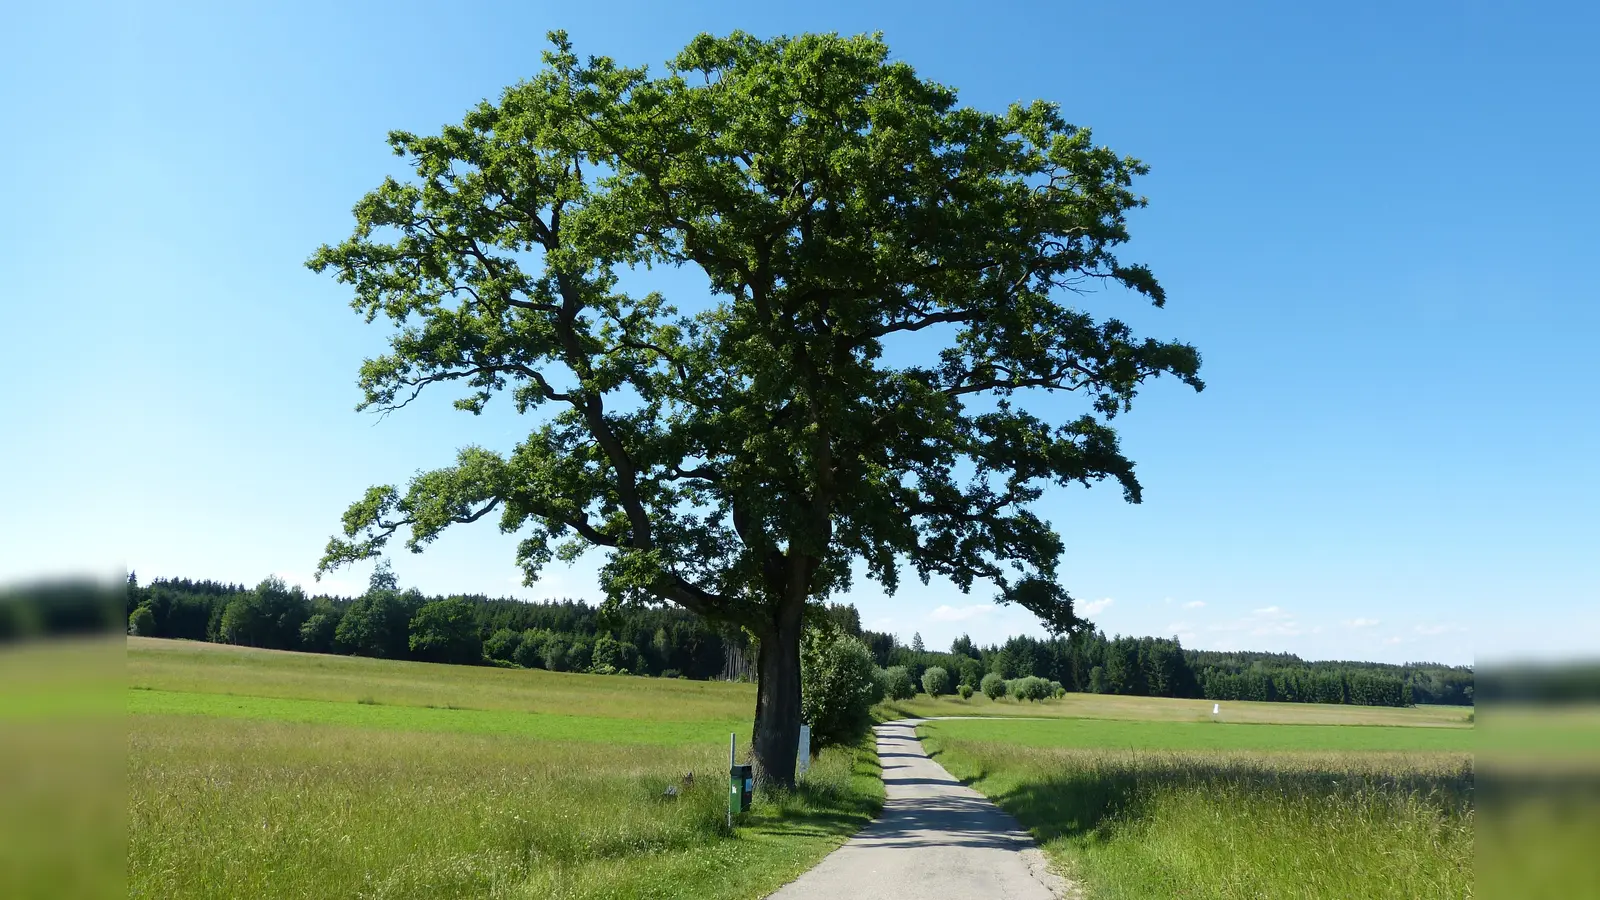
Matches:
[750,599,803,789]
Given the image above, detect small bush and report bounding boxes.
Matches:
[958,683,974,700]
[882,665,916,701]
[801,632,881,751]
[921,666,951,697]
[128,605,156,637]
[660,669,681,680]
[1011,675,1053,702]
[1050,680,1065,699]
[981,672,1007,700]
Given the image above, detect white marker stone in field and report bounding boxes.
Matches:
[1213,703,1220,715]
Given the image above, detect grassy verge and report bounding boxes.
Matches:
[128,639,881,899]
[921,719,1473,900]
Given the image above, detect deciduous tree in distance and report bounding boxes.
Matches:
[309,31,1201,787]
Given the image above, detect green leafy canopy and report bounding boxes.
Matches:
[309,30,1202,636]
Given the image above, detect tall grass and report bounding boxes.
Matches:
[923,730,1473,900]
[1476,707,1600,898]
[1,639,123,900]
[130,715,881,899]
[920,715,1473,752]
[128,640,882,899]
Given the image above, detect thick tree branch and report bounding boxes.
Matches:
[549,271,656,550]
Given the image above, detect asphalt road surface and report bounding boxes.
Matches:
[768,719,1072,899]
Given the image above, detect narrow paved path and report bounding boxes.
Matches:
[769,719,1070,899]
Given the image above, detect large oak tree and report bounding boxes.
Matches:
[311,31,1202,786]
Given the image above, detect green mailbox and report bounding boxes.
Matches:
[729,763,753,817]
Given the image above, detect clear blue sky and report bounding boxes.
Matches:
[5,1,1595,667]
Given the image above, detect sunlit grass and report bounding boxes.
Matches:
[2,639,123,900]
[127,639,881,899]
[922,724,1473,900]
[921,715,1474,753]
[1477,704,1600,899]
[129,636,754,722]
[129,688,742,746]
[879,689,1473,727]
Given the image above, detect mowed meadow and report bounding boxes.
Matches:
[127,638,882,900]
[914,699,1474,900]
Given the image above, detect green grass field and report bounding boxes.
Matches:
[920,715,1474,899]
[129,637,751,722]
[128,637,1484,899]
[881,689,1474,727]
[127,638,881,900]
[2,639,124,900]
[922,715,1473,753]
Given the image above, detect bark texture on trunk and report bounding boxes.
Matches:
[750,599,803,789]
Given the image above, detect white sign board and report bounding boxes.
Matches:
[797,725,811,777]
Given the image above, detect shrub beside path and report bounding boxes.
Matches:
[768,719,1076,899]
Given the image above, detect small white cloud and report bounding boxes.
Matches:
[1080,597,1115,615]
[929,604,994,623]
[1166,622,1193,633]
[1414,623,1468,636]
[1345,618,1381,629]
[1209,604,1302,637]
[1183,600,1206,609]
[1384,636,1405,645]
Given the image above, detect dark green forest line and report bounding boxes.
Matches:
[124,572,1473,708]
